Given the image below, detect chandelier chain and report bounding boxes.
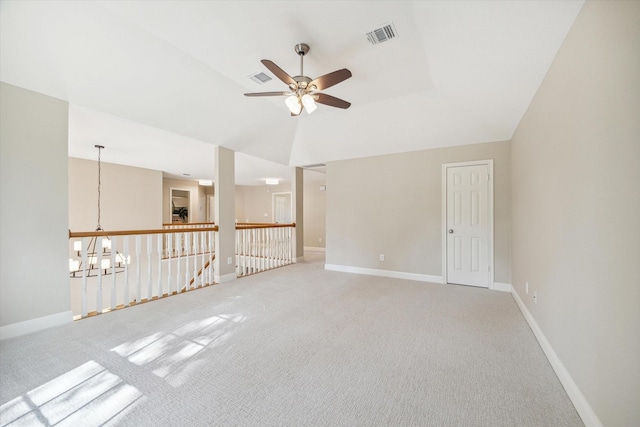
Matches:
[95,145,103,231]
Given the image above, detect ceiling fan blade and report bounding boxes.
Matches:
[309,69,352,91]
[244,91,291,97]
[261,60,297,87]
[315,93,351,109]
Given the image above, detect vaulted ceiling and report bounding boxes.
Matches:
[0,1,584,184]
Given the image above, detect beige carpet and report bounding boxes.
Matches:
[0,252,583,426]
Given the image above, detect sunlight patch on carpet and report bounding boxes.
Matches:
[109,314,246,387]
[0,361,145,426]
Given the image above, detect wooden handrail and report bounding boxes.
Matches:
[69,226,218,239]
[235,223,296,229]
[162,222,215,226]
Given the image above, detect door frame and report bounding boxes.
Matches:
[441,160,494,289]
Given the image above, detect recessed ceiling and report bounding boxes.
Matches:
[0,1,584,183]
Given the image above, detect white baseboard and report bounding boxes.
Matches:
[325,264,444,284]
[511,290,603,427]
[293,256,305,263]
[0,310,73,341]
[304,246,326,252]
[215,272,237,284]
[492,282,513,292]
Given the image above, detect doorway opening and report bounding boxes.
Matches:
[170,188,190,223]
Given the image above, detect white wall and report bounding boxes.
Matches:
[0,82,71,331]
[326,140,511,282]
[510,2,640,426]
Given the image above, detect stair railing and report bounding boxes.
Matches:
[235,223,295,277]
[69,225,218,319]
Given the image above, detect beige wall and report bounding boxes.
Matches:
[235,183,291,223]
[326,140,511,282]
[235,174,327,249]
[70,158,163,231]
[0,83,70,328]
[511,2,640,426]
[303,170,326,249]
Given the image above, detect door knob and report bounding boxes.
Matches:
[448,229,454,234]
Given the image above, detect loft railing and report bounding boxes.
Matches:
[69,226,218,319]
[235,223,295,277]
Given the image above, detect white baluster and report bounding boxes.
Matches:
[245,228,250,275]
[258,228,262,272]
[279,228,283,266]
[123,236,130,307]
[237,229,242,276]
[192,232,198,289]
[81,237,88,318]
[97,236,103,314]
[176,232,182,293]
[135,235,142,303]
[267,228,277,268]
[184,233,190,291]
[288,227,292,263]
[167,233,173,295]
[157,234,163,298]
[147,234,153,301]
[275,227,280,266]
[252,228,257,274]
[110,237,117,310]
[200,231,205,287]
[234,229,239,277]
[209,230,215,284]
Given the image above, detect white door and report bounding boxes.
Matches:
[445,164,490,287]
[273,192,292,223]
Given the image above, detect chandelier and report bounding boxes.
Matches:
[69,145,129,277]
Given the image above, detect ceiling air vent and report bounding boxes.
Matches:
[248,71,272,85]
[366,22,398,45]
[302,163,326,169]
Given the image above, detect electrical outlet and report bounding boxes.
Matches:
[525,282,529,294]
[533,291,537,304]
[227,256,233,265]
[379,254,385,261]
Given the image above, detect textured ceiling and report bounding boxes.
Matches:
[0,1,584,184]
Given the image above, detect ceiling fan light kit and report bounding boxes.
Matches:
[244,43,352,116]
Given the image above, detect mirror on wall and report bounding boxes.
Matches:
[171,189,190,223]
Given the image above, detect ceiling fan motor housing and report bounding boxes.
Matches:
[294,43,310,56]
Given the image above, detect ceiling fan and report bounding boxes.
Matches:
[244,43,352,116]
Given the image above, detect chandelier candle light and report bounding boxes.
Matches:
[69,145,129,277]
